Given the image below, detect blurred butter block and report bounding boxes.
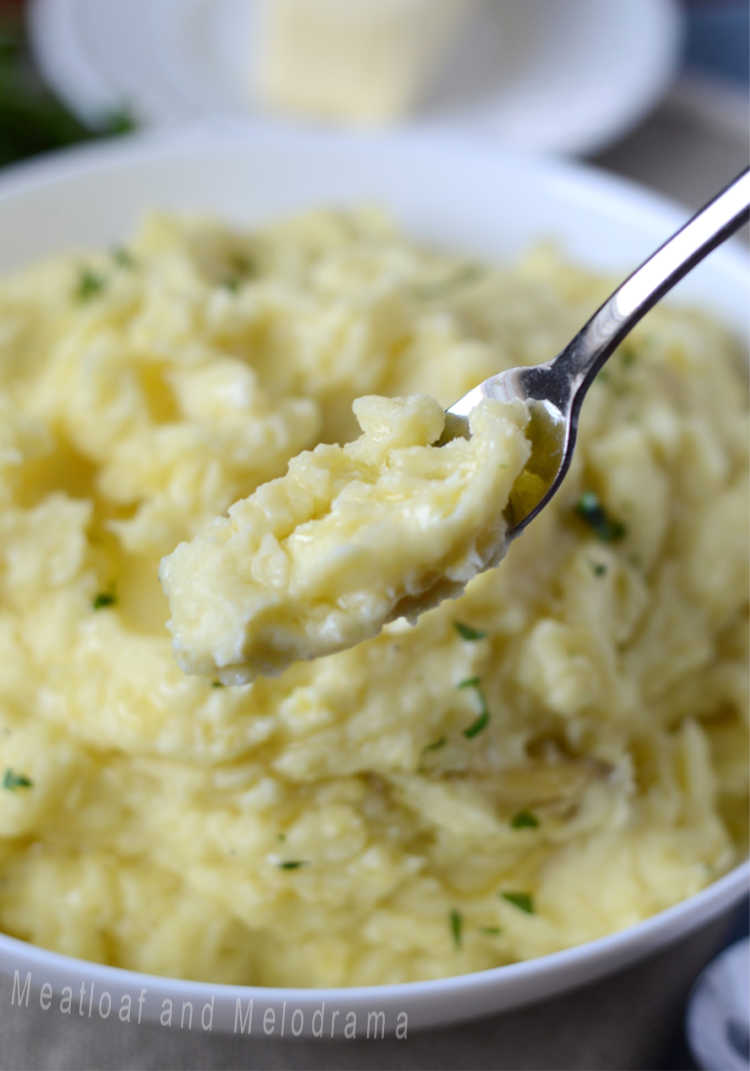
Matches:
[256,0,482,124]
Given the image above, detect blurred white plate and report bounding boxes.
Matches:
[29,0,681,155]
[687,937,750,1071]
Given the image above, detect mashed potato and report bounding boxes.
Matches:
[0,209,746,987]
[161,394,530,683]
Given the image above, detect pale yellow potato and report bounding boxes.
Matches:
[0,209,746,987]
[161,394,529,683]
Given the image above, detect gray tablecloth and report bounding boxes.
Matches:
[1,88,748,1071]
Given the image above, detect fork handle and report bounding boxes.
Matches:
[555,168,750,396]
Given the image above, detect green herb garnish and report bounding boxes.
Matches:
[3,768,32,790]
[211,680,224,688]
[278,860,306,870]
[112,246,135,268]
[510,810,539,830]
[454,622,487,641]
[450,908,463,948]
[0,11,136,171]
[220,252,255,291]
[75,269,106,301]
[501,891,535,914]
[92,591,116,610]
[423,736,446,753]
[574,492,626,543]
[459,678,490,738]
[101,108,136,135]
[0,21,21,62]
[479,926,502,936]
[464,708,489,739]
[590,561,608,577]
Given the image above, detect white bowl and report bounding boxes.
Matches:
[0,122,747,1038]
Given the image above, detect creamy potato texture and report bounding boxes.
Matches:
[161,394,529,683]
[0,210,747,987]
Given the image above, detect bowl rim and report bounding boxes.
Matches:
[0,123,747,1010]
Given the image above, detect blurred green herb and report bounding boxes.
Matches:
[220,252,255,292]
[229,252,254,276]
[575,492,626,543]
[92,590,116,610]
[450,908,462,948]
[423,738,446,754]
[112,246,135,268]
[510,810,539,830]
[453,621,487,641]
[458,678,490,738]
[75,269,106,301]
[500,891,535,914]
[3,767,32,790]
[0,13,135,168]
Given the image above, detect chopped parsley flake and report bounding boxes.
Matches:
[454,621,487,641]
[211,680,224,688]
[575,492,626,543]
[221,252,255,291]
[511,810,539,830]
[464,708,489,739]
[112,246,135,268]
[278,860,306,870]
[501,891,535,914]
[75,269,106,301]
[101,108,136,135]
[422,736,446,753]
[479,926,502,936]
[450,908,462,948]
[459,678,490,738]
[590,561,608,577]
[92,591,116,610]
[3,768,32,790]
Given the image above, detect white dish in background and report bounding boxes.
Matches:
[687,938,750,1071]
[0,122,747,1036]
[28,0,682,155]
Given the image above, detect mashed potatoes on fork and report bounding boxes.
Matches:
[160,394,530,683]
[0,209,746,987]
